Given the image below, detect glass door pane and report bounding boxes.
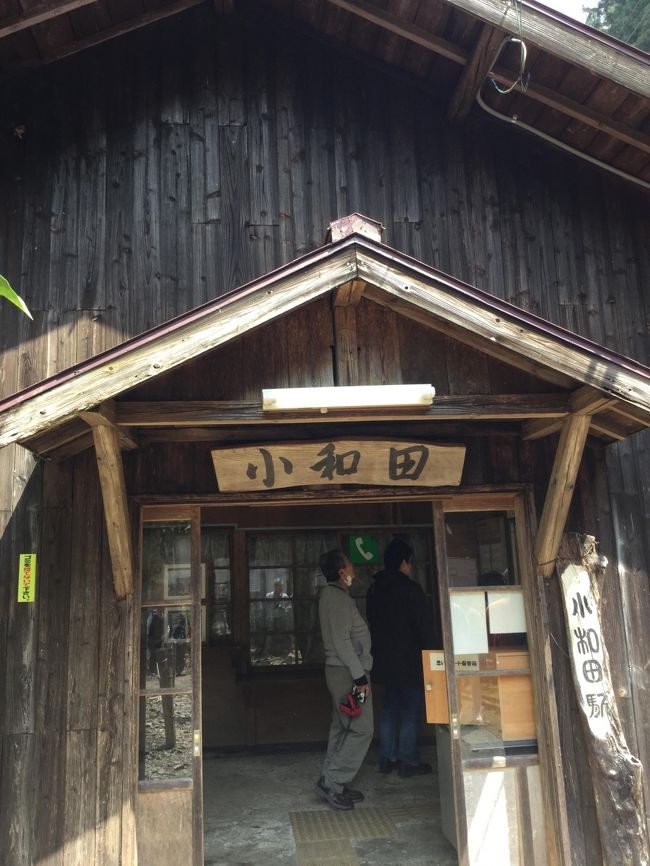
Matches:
[138,512,203,866]
[435,505,549,866]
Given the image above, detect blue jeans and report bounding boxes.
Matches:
[379,685,423,766]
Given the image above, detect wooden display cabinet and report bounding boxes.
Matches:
[481,649,536,742]
[422,649,537,743]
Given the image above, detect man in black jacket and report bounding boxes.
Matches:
[366,538,434,777]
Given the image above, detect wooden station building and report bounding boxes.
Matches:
[0,2,649,866]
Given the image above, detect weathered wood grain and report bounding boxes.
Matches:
[90,422,133,599]
[535,415,591,578]
[557,534,650,866]
[442,0,650,98]
[0,0,97,40]
[607,437,650,820]
[0,734,35,866]
[67,452,102,728]
[0,12,647,866]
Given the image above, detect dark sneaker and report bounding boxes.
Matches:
[342,786,364,802]
[379,758,398,774]
[398,761,432,778]
[315,777,354,810]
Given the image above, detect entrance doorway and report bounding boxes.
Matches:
[135,493,552,866]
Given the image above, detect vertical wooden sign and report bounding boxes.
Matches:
[559,546,649,866]
[17,553,37,603]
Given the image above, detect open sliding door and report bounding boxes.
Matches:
[433,500,551,866]
[136,506,204,866]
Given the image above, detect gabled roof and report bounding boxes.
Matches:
[1,214,649,455]
[1,1,648,188]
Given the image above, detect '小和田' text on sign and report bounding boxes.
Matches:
[211,440,466,492]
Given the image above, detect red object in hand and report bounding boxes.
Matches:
[339,691,363,717]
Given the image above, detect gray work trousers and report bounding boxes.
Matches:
[321,665,374,794]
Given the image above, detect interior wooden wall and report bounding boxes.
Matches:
[0,5,648,865]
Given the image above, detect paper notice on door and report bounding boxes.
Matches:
[450,591,488,654]
[487,590,527,634]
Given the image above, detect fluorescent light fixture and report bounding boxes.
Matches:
[262,384,435,413]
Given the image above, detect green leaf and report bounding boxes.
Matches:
[0,275,33,320]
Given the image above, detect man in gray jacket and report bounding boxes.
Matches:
[316,549,373,810]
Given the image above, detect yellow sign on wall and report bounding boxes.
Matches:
[18,553,37,603]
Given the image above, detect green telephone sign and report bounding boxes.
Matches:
[348,535,379,565]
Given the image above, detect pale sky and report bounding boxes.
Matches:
[538,0,590,22]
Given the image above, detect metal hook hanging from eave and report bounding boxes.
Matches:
[490,36,528,95]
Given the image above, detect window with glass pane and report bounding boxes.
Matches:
[142,522,192,603]
[247,531,337,667]
[445,512,518,588]
[202,527,231,642]
[140,521,194,783]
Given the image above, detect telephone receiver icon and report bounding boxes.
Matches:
[354,537,374,561]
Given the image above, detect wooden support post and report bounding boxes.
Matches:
[557,534,650,866]
[535,415,591,578]
[333,306,359,386]
[82,408,134,599]
[448,24,505,122]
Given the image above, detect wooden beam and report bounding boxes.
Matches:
[569,385,618,414]
[80,402,139,450]
[324,0,650,154]
[442,0,650,99]
[23,418,90,455]
[0,0,97,40]
[79,401,118,427]
[45,431,95,462]
[535,415,591,578]
[523,385,621,440]
[522,417,563,441]
[115,394,570,426]
[334,279,366,307]
[524,417,625,442]
[135,484,525,508]
[333,306,359,386]
[137,422,519,444]
[448,24,505,122]
[358,256,650,408]
[87,420,133,599]
[492,75,650,157]
[0,245,357,446]
[2,0,206,77]
[324,0,468,65]
[608,401,650,427]
[363,282,576,389]
[589,418,628,441]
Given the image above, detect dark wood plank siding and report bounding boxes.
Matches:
[0,452,134,866]
[0,7,648,866]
